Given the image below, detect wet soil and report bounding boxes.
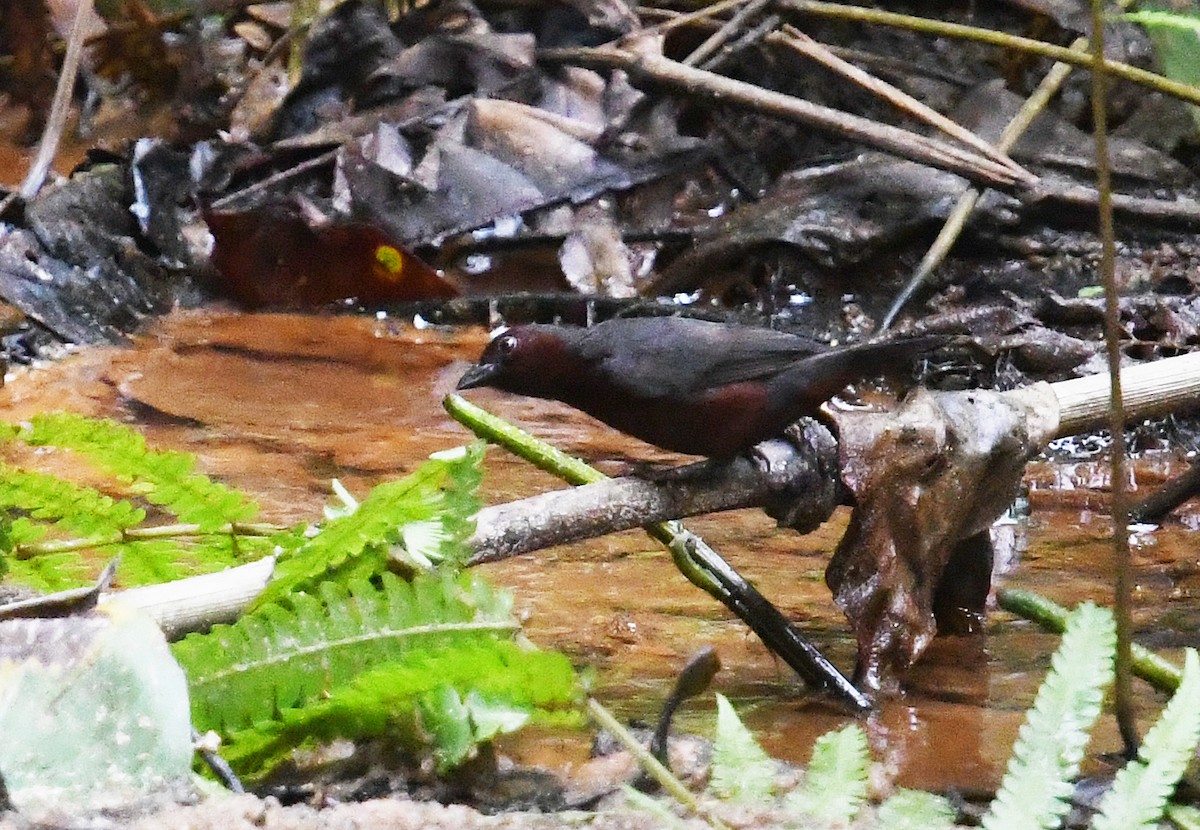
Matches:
[2,310,1195,798]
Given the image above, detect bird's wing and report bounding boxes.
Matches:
[577,318,826,398]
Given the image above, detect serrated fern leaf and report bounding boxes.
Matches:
[786,723,869,822]
[17,413,257,530]
[418,686,533,772]
[709,692,775,802]
[0,462,252,588]
[175,570,517,733]
[6,551,91,592]
[217,639,579,778]
[0,462,145,536]
[982,602,1115,830]
[877,788,956,830]
[252,444,483,609]
[1091,648,1200,830]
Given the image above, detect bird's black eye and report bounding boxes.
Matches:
[494,334,517,356]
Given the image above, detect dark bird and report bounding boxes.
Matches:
[457,316,939,460]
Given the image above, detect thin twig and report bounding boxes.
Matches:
[782,0,1200,109]
[773,25,1025,178]
[1089,0,1139,758]
[683,0,773,67]
[15,521,283,558]
[699,12,782,72]
[880,37,1084,329]
[586,697,731,830]
[538,46,1034,189]
[637,0,752,35]
[20,0,94,199]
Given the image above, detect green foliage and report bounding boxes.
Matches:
[785,723,869,822]
[0,414,279,589]
[217,639,578,777]
[0,462,146,535]
[982,602,1115,830]
[0,462,225,585]
[18,412,257,530]
[1091,648,1200,830]
[693,601,1200,830]
[0,416,574,782]
[251,443,484,609]
[173,442,579,779]
[417,686,532,773]
[877,789,956,830]
[176,571,518,733]
[1123,9,1200,130]
[708,692,775,802]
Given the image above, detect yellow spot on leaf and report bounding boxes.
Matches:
[374,245,405,281]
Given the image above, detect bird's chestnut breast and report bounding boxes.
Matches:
[566,379,775,459]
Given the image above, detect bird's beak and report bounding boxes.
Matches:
[457,363,499,390]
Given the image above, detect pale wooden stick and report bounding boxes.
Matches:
[101,556,276,639]
[1051,351,1200,438]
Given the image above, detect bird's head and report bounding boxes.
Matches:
[457,325,578,397]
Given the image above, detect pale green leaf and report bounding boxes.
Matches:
[877,788,956,830]
[709,692,775,802]
[786,723,869,822]
[981,602,1115,830]
[1092,648,1200,830]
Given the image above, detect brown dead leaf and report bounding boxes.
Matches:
[204,199,457,309]
[826,385,1059,690]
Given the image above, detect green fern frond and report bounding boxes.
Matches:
[1091,648,1200,830]
[0,462,145,536]
[17,413,257,530]
[6,550,90,591]
[709,693,775,802]
[418,686,532,772]
[0,462,258,587]
[175,570,518,733]
[982,602,1115,830]
[877,788,956,830]
[252,443,484,608]
[786,723,869,822]
[114,539,200,584]
[215,638,579,777]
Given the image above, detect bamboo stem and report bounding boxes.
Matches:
[1050,351,1200,437]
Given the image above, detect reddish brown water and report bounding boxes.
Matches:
[2,311,1195,794]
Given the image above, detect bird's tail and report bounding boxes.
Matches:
[771,334,944,412]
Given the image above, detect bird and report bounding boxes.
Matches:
[456,316,940,460]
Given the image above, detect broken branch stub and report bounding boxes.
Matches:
[826,384,1060,691]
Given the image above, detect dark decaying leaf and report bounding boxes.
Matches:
[269,0,402,140]
[955,80,1191,187]
[204,199,456,309]
[0,165,177,343]
[826,386,1059,690]
[648,155,1013,296]
[367,31,536,100]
